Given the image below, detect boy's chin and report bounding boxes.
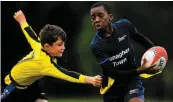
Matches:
[53,54,62,57]
[57,54,63,57]
[97,27,105,31]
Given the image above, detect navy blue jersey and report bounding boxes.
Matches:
[91,19,154,84]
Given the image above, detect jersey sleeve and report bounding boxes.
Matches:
[126,19,155,49]
[91,44,138,78]
[21,23,40,50]
[40,62,86,83]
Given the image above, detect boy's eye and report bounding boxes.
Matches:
[99,13,104,18]
[58,43,63,46]
[58,44,62,46]
[58,42,65,46]
[91,16,95,20]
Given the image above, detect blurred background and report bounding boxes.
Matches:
[1,1,173,102]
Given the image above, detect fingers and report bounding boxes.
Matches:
[143,58,147,64]
[95,77,102,85]
[13,10,27,25]
[95,75,102,83]
[151,67,160,72]
[147,67,160,74]
[93,75,102,87]
[150,63,157,68]
[96,75,101,78]
[93,83,102,87]
[142,58,148,67]
[14,10,23,18]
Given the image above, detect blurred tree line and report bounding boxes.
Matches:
[1,1,173,100]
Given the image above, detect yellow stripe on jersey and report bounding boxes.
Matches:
[99,70,162,94]
[140,71,162,78]
[100,77,114,94]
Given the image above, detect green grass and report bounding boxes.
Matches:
[48,97,173,102]
[49,98,101,102]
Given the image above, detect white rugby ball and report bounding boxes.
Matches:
[141,46,168,71]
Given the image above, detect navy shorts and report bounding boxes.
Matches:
[2,81,44,102]
[103,79,145,102]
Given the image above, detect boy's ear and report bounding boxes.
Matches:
[109,14,113,21]
[43,43,50,49]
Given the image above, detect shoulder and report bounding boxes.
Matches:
[114,19,132,25]
[90,32,101,49]
[39,49,51,61]
[113,19,132,28]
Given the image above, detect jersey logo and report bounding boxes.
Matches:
[118,35,126,42]
[129,89,139,94]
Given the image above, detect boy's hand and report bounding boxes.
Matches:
[85,75,102,87]
[13,10,27,25]
[137,58,160,74]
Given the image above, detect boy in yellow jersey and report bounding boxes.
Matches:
[1,10,102,101]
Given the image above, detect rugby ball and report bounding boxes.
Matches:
[141,46,168,71]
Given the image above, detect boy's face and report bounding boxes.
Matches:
[45,37,65,57]
[90,6,113,31]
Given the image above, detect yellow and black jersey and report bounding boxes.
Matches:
[5,23,86,89]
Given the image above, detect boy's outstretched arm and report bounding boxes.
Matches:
[41,64,102,87]
[14,10,40,50]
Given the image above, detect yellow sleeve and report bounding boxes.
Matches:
[21,23,40,50]
[40,64,86,83]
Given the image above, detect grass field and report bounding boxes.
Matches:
[49,98,101,102]
[48,97,173,102]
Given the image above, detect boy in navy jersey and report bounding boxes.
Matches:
[90,2,160,102]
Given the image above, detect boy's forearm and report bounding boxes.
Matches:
[19,21,28,26]
[79,75,94,84]
[21,22,29,29]
[84,76,92,84]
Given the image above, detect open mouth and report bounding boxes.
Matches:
[95,24,102,29]
[59,51,64,54]
[60,52,63,54]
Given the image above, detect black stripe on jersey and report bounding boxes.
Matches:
[24,27,40,42]
[41,49,51,56]
[50,58,80,79]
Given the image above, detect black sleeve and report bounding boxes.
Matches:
[51,58,81,79]
[91,45,139,78]
[128,21,155,49]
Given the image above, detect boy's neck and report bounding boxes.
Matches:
[104,24,114,38]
